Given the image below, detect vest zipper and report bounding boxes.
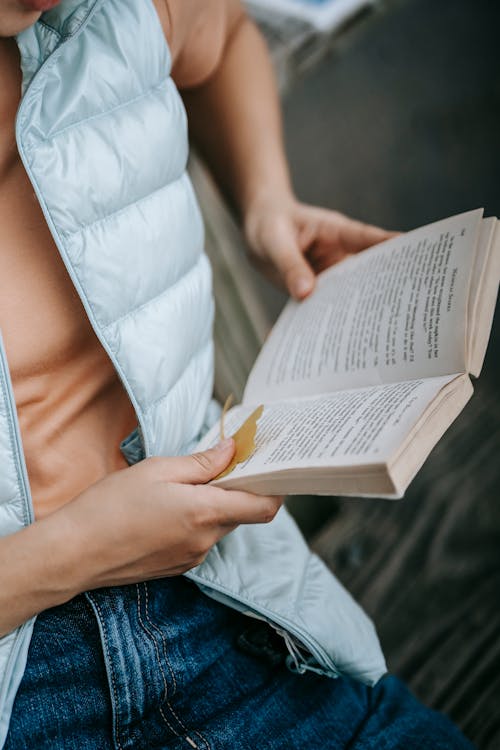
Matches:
[0,333,34,527]
[0,337,37,727]
[185,569,342,680]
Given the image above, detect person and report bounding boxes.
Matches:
[0,0,475,747]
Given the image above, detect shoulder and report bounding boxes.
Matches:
[152,0,245,88]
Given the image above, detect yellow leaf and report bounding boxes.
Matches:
[216,404,264,479]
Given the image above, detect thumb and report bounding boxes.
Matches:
[272,225,315,300]
[156,439,235,485]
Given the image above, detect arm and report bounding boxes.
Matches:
[179,7,291,226]
[176,0,394,299]
[0,442,281,636]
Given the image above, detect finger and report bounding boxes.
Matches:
[150,440,236,485]
[339,221,397,254]
[269,218,316,300]
[209,488,284,528]
[326,213,397,255]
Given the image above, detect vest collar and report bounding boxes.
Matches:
[16,0,101,93]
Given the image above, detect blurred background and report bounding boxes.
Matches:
[193,0,500,746]
[283,0,500,233]
[284,2,500,747]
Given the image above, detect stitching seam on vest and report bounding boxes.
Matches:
[16,54,39,63]
[48,0,102,41]
[143,340,212,416]
[0,493,21,509]
[0,365,28,527]
[38,18,63,39]
[61,173,188,238]
[45,76,171,142]
[101,258,204,332]
[16,0,105,137]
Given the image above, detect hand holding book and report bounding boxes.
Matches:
[244,196,394,300]
[199,209,500,498]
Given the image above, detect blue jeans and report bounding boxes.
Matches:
[5,577,474,749]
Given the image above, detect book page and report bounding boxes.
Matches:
[468,218,500,375]
[244,210,482,405]
[199,375,461,482]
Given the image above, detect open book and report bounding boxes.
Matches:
[198,209,500,498]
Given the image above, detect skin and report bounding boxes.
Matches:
[0,0,393,637]
[0,2,40,36]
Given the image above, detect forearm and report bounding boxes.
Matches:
[0,445,282,637]
[181,14,293,218]
[0,517,79,637]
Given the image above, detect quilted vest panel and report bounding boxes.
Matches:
[16,0,214,460]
